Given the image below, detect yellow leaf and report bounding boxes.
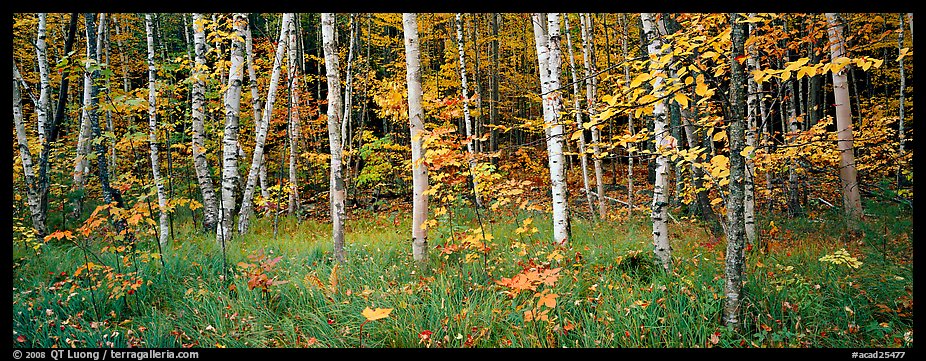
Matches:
[752,69,765,84]
[740,146,755,157]
[630,73,651,88]
[710,197,723,206]
[780,70,791,82]
[784,58,809,72]
[571,130,583,141]
[361,307,393,321]
[712,130,727,142]
[695,81,709,97]
[674,93,690,108]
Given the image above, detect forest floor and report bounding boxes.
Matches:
[12,200,913,348]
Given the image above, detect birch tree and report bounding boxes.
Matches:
[579,13,606,218]
[456,13,483,208]
[532,13,569,245]
[322,13,347,262]
[13,63,46,237]
[287,14,301,214]
[244,15,271,201]
[825,13,863,226]
[191,13,219,231]
[145,14,170,246]
[722,13,749,329]
[238,13,292,234]
[404,13,429,263]
[217,13,247,243]
[743,13,760,246]
[563,15,595,216]
[641,12,672,272]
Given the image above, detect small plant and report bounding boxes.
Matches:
[237,250,289,301]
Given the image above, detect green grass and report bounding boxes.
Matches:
[12,200,913,348]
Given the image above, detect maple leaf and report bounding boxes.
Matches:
[361,307,393,321]
[536,291,558,309]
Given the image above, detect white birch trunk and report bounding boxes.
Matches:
[36,14,50,148]
[404,13,429,263]
[13,63,47,237]
[191,13,219,230]
[217,13,247,243]
[287,14,301,214]
[641,12,672,272]
[563,15,595,217]
[533,13,569,245]
[243,17,271,201]
[145,14,170,246]
[322,13,347,262]
[579,13,606,218]
[456,13,483,208]
[238,13,292,234]
[825,13,863,225]
[897,13,906,183]
[743,13,759,246]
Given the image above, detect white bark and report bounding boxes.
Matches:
[287,14,301,214]
[897,13,906,181]
[825,13,863,225]
[563,15,595,217]
[744,13,759,246]
[238,13,292,234]
[145,14,170,246]
[456,13,484,208]
[13,63,47,237]
[322,13,347,262]
[404,13,429,263]
[532,13,569,245]
[36,14,50,148]
[217,13,247,243]
[579,13,606,218]
[243,16,271,201]
[191,13,219,230]
[641,12,671,272]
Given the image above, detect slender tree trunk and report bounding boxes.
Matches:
[456,13,484,208]
[13,64,47,237]
[564,15,595,217]
[341,14,356,157]
[217,14,247,243]
[580,13,606,218]
[36,14,50,154]
[145,14,170,246]
[641,12,671,272]
[620,14,634,215]
[825,13,863,226]
[239,13,292,235]
[533,13,570,245]
[743,13,759,247]
[722,13,749,329]
[287,14,301,214]
[322,13,347,262]
[243,14,270,201]
[191,13,219,231]
[897,13,906,185]
[404,13,429,263]
[490,13,500,156]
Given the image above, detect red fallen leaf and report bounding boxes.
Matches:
[746,244,753,251]
[16,335,26,343]
[327,318,335,325]
[760,324,772,332]
[624,331,631,338]
[127,289,135,295]
[419,330,433,340]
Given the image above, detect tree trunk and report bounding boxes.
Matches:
[217,14,247,243]
[490,13,500,155]
[532,13,570,245]
[456,13,484,208]
[620,14,634,215]
[145,14,170,246]
[322,13,347,262]
[238,13,293,235]
[743,13,759,247]
[36,14,50,155]
[243,14,271,201]
[13,63,47,237]
[722,12,749,329]
[287,14,301,214]
[404,13,429,263]
[580,13,606,218]
[641,12,671,272]
[897,13,906,185]
[191,13,219,231]
[825,13,863,226]
[564,15,595,217]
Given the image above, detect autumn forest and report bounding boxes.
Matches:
[12,12,913,349]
